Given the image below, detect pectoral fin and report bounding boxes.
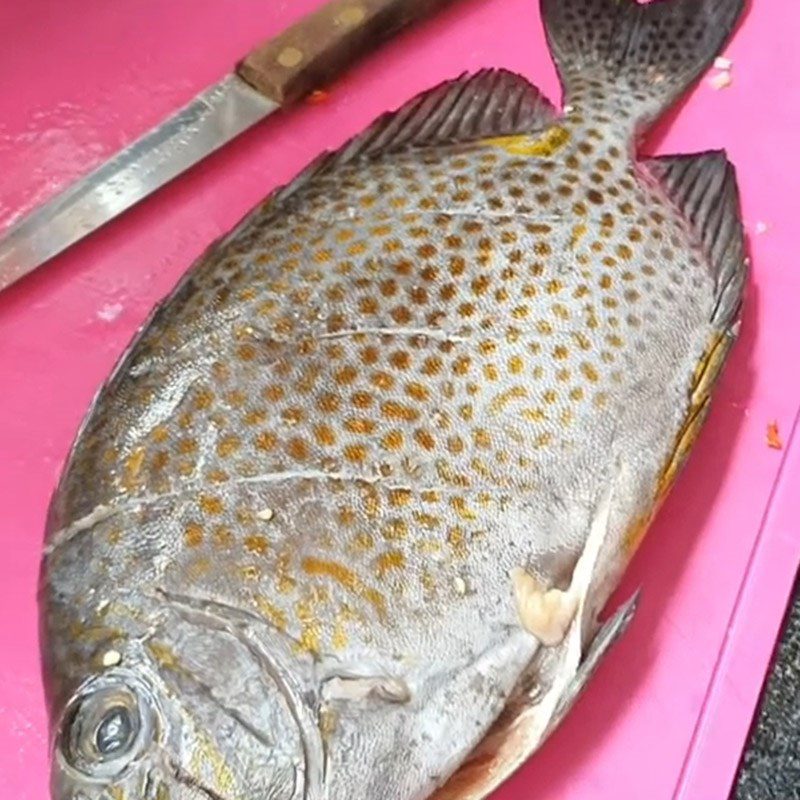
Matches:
[431,592,637,800]
[544,591,638,740]
[432,480,637,800]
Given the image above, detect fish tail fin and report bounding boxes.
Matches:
[540,0,745,131]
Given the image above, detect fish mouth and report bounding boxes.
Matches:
[66,760,234,800]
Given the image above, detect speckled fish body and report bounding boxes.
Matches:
[41,1,747,799]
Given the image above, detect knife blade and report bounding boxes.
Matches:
[0,0,456,292]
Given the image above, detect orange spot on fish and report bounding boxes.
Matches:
[343,443,368,462]
[376,550,406,578]
[254,596,288,630]
[381,429,405,451]
[122,447,146,491]
[244,535,269,555]
[382,519,408,540]
[184,523,204,548]
[301,557,387,619]
[199,495,224,515]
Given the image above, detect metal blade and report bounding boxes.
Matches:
[0,74,278,291]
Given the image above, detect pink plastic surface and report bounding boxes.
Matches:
[1,1,798,798]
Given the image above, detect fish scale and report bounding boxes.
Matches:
[54,141,675,643]
[41,2,747,799]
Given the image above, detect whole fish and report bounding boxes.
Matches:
[41,0,747,798]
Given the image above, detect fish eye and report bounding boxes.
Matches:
[95,705,135,756]
[59,677,154,777]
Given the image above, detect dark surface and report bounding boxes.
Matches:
[732,572,800,799]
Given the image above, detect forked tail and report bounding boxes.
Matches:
[540,0,745,132]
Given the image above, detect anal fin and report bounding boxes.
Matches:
[646,151,747,498]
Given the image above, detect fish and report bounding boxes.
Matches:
[40,0,747,798]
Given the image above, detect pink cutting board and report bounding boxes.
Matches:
[1,1,798,798]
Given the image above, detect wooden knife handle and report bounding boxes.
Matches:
[237,0,455,104]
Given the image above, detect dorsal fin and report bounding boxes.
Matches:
[268,69,556,206]
[645,151,747,330]
[334,68,556,161]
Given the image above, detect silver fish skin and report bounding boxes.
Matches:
[40,1,746,799]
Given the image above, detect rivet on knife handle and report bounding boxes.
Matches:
[237,0,455,105]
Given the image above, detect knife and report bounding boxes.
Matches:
[0,0,456,292]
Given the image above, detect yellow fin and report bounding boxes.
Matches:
[624,330,735,559]
[659,331,733,499]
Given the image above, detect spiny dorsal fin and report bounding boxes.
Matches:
[646,151,747,331]
[335,68,556,161]
[270,69,556,206]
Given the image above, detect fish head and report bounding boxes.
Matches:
[45,597,310,800]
